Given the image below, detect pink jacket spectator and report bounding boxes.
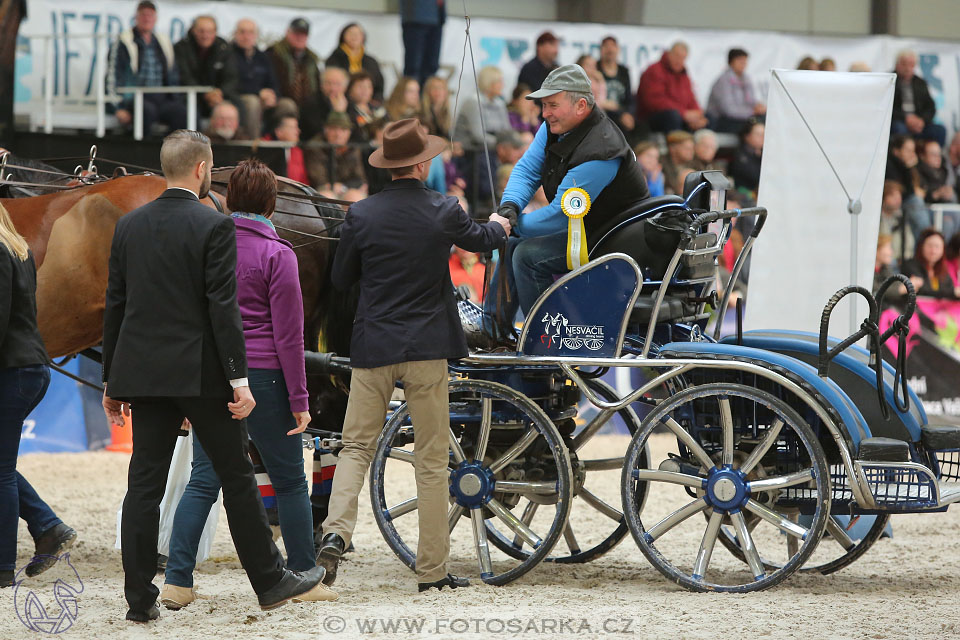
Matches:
[636,51,701,119]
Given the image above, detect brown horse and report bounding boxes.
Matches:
[3,168,353,427]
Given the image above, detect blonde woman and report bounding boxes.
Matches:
[452,66,511,148]
[0,203,76,588]
[420,76,451,138]
[385,76,422,122]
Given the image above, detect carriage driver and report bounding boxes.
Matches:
[474,64,650,348]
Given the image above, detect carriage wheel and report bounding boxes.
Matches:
[621,382,831,592]
[370,379,573,586]
[486,377,648,564]
[716,506,890,575]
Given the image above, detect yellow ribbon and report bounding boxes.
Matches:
[561,187,591,270]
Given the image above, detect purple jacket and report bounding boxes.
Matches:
[233,216,309,412]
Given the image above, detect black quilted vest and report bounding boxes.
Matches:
[540,107,649,245]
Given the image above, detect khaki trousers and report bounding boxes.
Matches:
[322,359,450,582]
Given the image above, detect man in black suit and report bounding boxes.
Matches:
[102,130,330,622]
[315,119,511,591]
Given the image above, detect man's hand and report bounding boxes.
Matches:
[289,411,311,435]
[683,109,708,130]
[619,112,635,131]
[204,88,224,107]
[490,212,512,236]
[260,88,277,108]
[228,386,256,420]
[115,109,132,125]
[905,113,925,134]
[102,388,130,427]
[497,202,520,227]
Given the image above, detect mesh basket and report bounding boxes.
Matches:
[934,449,960,482]
[458,299,484,333]
[861,464,938,509]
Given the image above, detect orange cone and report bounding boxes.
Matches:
[106,412,133,453]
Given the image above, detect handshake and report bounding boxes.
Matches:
[488,202,519,237]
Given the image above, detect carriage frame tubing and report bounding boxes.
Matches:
[458,188,879,512]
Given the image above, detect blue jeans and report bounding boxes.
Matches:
[482,232,568,334]
[165,369,314,587]
[0,366,62,571]
[902,193,933,241]
[402,23,442,86]
[891,119,947,147]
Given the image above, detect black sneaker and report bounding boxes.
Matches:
[125,603,160,623]
[316,533,345,586]
[26,523,77,577]
[418,573,470,592]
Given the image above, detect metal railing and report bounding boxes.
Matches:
[28,33,112,137]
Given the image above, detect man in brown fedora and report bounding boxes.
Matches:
[316,119,511,592]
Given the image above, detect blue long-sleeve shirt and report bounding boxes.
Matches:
[501,122,621,237]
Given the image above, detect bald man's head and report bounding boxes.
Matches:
[234,18,258,49]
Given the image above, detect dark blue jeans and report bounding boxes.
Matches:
[482,232,568,335]
[402,23,442,86]
[0,365,62,571]
[165,369,314,587]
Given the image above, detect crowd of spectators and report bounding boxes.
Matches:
[105,2,959,302]
[878,47,960,301]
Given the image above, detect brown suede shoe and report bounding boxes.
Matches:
[159,584,196,610]
[292,582,339,602]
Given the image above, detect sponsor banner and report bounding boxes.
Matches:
[20,361,87,454]
[14,0,960,138]
[881,298,960,417]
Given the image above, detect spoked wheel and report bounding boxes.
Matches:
[716,499,890,575]
[488,377,648,564]
[371,379,573,586]
[621,382,831,592]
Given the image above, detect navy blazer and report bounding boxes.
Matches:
[333,179,506,368]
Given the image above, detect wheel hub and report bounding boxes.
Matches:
[449,462,495,507]
[704,465,749,512]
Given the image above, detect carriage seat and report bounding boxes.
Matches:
[629,290,707,325]
[590,194,685,249]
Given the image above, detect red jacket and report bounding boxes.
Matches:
[261,133,309,185]
[636,52,701,119]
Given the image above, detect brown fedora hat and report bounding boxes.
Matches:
[369,118,447,169]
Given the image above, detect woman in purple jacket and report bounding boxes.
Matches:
[160,159,315,610]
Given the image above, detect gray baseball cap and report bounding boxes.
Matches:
[526,64,591,100]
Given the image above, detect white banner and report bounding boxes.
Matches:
[746,69,894,335]
[13,0,960,139]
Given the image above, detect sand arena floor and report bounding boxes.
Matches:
[3,434,960,639]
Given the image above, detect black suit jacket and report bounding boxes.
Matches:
[332,179,506,369]
[102,189,246,399]
[893,74,937,125]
